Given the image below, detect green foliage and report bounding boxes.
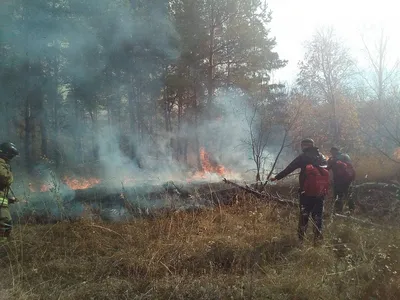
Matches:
[0,0,285,171]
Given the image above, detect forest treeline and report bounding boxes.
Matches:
[0,0,398,178]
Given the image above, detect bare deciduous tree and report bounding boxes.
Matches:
[359,30,400,163]
[297,27,354,144]
[362,88,400,163]
[360,29,399,102]
[246,103,273,182]
[265,92,303,182]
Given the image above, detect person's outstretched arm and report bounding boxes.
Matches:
[273,156,302,181]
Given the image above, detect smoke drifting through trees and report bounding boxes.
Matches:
[0,0,287,190]
[1,1,399,195]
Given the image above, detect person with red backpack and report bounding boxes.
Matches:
[270,139,329,244]
[327,147,355,213]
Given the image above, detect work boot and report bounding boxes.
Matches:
[334,199,344,214]
[313,232,323,247]
[298,230,305,243]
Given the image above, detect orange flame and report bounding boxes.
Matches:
[63,177,101,190]
[190,147,230,180]
[200,147,226,175]
[29,177,101,192]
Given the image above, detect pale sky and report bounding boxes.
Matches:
[267,0,400,84]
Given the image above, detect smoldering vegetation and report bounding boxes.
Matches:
[1,1,399,223]
[1,0,292,220]
[0,1,400,299]
[1,1,287,182]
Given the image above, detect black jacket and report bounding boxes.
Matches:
[327,152,353,185]
[275,147,327,189]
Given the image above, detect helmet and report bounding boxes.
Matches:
[301,138,315,146]
[0,142,19,160]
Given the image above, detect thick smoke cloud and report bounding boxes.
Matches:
[1,0,284,200]
[95,90,256,188]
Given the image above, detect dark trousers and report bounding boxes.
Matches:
[334,182,353,213]
[298,194,324,241]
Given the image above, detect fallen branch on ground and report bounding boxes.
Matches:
[352,182,400,192]
[222,178,297,207]
[333,213,393,229]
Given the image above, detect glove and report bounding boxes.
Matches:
[8,197,18,204]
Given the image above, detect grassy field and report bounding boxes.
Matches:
[1,193,399,300]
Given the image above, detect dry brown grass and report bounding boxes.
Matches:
[352,154,400,182]
[1,196,400,300]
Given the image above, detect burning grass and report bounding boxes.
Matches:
[1,195,400,299]
[26,146,241,194]
[29,176,102,192]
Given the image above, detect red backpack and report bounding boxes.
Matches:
[335,160,355,182]
[303,165,330,197]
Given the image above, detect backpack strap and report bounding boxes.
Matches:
[314,165,327,176]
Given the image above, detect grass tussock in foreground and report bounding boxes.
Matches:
[1,197,400,300]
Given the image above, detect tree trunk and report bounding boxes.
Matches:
[39,99,48,158]
[89,109,98,161]
[207,0,215,110]
[24,97,32,171]
[128,76,139,164]
[255,171,261,182]
[163,88,171,132]
[53,96,60,168]
[331,94,339,144]
[73,98,83,165]
[193,85,201,170]
[184,138,188,165]
[2,97,11,140]
[177,93,183,161]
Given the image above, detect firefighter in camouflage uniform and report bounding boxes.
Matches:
[0,142,19,244]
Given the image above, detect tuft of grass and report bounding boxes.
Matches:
[1,196,400,299]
